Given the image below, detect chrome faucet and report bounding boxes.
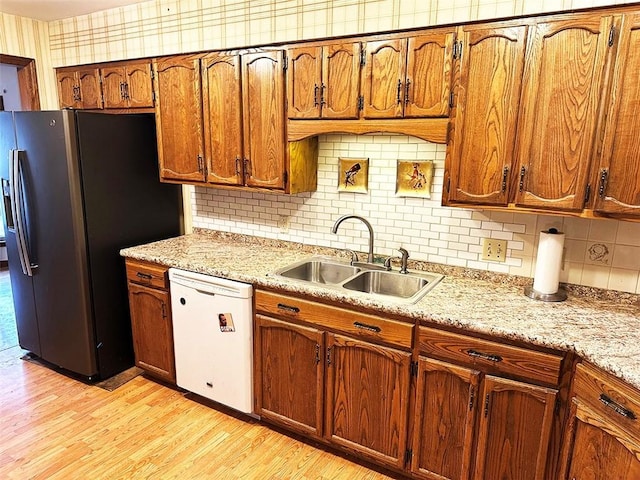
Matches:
[331,215,375,263]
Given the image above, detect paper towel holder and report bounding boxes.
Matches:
[524,285,567,302]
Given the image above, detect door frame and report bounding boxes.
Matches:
[0,54,40,111]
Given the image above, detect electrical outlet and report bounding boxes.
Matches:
[482,238,507,262]
[277,215,290,233]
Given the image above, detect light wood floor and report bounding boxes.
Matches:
[0,346,400,480]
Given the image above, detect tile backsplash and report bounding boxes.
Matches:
[192,134,640,294]
[2,0,639,293]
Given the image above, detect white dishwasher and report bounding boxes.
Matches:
[169,268,254,414]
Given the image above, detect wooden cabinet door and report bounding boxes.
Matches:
[254,315,324,438]
[56,71,78,109]
[405,30,454,118]
[287,46,322,119]
[514,14,613,211]
[325,332,411,470]
[411,357,480,480]
[593,13,640,218]
[361,39,407,118]
[153,55,205,182]
[322,42,361,119]
[564,400,640,480]
[446,25,527,206]
[202,53,243,185]
[101,66,127,109]
[77,68,103,109]
[125,62,154,108]
[127,282,175,383]
[473,376,557,480]
[242,51,286,189]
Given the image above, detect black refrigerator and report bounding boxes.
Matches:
[0,110,182,380]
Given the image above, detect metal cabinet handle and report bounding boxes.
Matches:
[315,344,320,365]
[519,166,526,192]
[136,272,152,280]
[314,84,319,107]
[467,349,503,363]
[353,321,381,333]
[404,79,411,105]
[599,394,637,420]
[598,169,609,199]
[501,166,509,193]
[396,79,402,104]
[235,156,242,176]
[277,303,300,313]
[320,83,326,106]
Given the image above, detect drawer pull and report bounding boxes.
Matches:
[277,303,300,313]
[136,272,152,280]
[599,394,637,420]
[354,321,381,333]
[467,349,503,363]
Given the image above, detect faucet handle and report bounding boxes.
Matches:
[346,249,358,265]
[383,256,393,271]
[398,247,409,274]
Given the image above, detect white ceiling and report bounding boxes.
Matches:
[0,0,150,21]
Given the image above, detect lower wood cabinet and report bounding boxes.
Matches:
[560,362,640,479]
[125,259,176,383]
[254,290,414,471]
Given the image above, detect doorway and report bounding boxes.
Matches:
[0,54,40,351]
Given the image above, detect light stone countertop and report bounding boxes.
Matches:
[121,230,640,391]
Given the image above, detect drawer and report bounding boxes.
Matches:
[255,290,413,350]
[418,326,563,386]
[573,362,640,439]
[126,259,169,289]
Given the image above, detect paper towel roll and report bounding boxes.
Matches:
[532,229,565,295]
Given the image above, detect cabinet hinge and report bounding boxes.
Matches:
[283,54,288,71]
[404,449,413,467]
[608,25,615,47]
[449,91,454,109]
[410,361,418,378]
[360,47,366,67]
[446,178,451,193]
[152,91,156,102]
[584,183,591,205]
[554,397,561,415]
[357,95,364,111]
[283,170,288,185]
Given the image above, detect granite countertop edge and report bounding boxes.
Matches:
[121,230,640,391]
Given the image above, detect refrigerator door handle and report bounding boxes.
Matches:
[11,149,35,276]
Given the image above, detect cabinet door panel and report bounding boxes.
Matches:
[242,51,286,189]
[202,54,243,185]
[126,63,154,108]
[325,333,411,469]
[474,376,557,480]
[128,283,175,383]
[361,39,406,118]
[255,315,324,438]
[101,67,127,109]
[287,46,322,119]
[412,357,479,480]
[515,15,613,211]
[56,72,78,109]
[153,55,205,182]
[405,31,454,117]
[323,43,361,119]
[566,401,640,480]
[77,68,103,109]
[446,26,527,206]
[593,13,640,217]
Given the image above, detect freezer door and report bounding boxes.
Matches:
[14,111,97,377]
[0,111,40,354]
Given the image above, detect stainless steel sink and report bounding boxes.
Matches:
[272,257,443,303]
[343,270,442,301]
[274,258,361,284]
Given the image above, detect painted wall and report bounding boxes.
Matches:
[0,13,58,110]
[6,0,640,293]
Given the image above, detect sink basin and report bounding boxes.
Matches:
[342,270,442,301]
[275,258,361,284]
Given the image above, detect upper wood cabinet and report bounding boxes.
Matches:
[515,14,614,212]
[56,68,103,109]
[445,24,528,206]
[591,13,640,218]
[287,43,361,119]
[102,62,154,109]
[153,54,206,183]
[361,30,454,119]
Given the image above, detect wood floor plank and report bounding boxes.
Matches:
[0,346,400,479]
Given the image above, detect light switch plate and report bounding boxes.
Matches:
[482,238,507,262]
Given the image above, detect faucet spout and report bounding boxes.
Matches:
[331,215,375,263]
